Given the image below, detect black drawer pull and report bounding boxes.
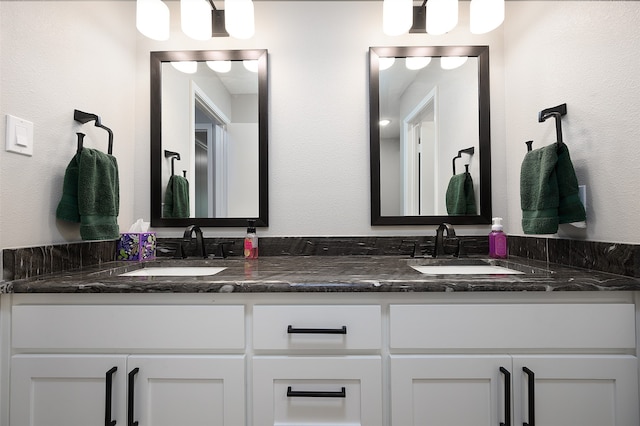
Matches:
[287,325,347,334]
[523,367,535,426]
[499,367,511,426]
[287,386,346,398]
[105,366,117,426]
[128,368,140,426]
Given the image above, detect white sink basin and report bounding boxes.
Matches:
[411,265,524,275]
[120,266,226,277]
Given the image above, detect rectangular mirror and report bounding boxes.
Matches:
[150,49,268,227]
[370,46,491,225]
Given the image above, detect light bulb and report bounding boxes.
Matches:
[382,0,412,36]
[440,56,468,70]
[171,61,198,74]
[379,57,396,71]
[225,0,255,39]
[136,0,170,41]
[470,0,505,34]
[181,0,211,40]
[207,61,232,73]
[426,0,458,35]
[405,57,432,70]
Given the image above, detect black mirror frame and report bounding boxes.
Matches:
[150,49,269,227]
[369,45,492,226]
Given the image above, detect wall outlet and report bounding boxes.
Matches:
[5,114,34,156]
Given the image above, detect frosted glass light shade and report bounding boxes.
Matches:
[243,60,259,72]
[225,0,255,39]
[207,61,232,73]
[427,0,458,35]
[181,0,211,40]
[383,0,412,36]
[441,56,468,70]
[470,0,505,34]
[136,0,170,41]
[405,57,432,70]
[171,61,198,74]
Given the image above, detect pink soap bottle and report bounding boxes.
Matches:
[489,217,508,259]
[244,220,259,259]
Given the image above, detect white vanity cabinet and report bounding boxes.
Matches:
[9,303,246,426]
[389,303,639,426]
[252,305,383,426]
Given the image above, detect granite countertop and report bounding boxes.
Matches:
[3,255,640,294]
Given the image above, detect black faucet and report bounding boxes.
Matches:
[179,225,207,259]
[433,223,457,258]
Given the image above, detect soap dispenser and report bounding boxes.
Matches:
[244,220,258,259]
[489,217,508,259]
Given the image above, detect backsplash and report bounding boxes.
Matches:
[2,235,638,281]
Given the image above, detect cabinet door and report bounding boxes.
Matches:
[390,355,511,426]
[253,356,382,426]
[513,355,639,426]
[10,354,127,426]
[127,355,245,426]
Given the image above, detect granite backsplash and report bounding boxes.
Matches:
[3,235,639,281]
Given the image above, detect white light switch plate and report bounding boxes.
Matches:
[5,114,34,156]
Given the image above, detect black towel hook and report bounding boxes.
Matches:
[164,150,181,176]
[528,103,567,152]
[452,146,475,175]
[73,109,113,155]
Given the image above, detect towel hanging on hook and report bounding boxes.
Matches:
[526,103,567,152]
[74,109,113,155]
[452,147,475,175]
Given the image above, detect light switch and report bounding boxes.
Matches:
[5,114,34,156]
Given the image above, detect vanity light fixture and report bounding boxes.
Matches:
[170,61,198,74]
[379,57,396,70]
[407,0,503,35]
[181,0,211,40]
[405,56,432,70]
[470,0,505,34]
[440,56,468,70]
[136,0,170,41]
[206,60,232,73]
[243,60,259,72]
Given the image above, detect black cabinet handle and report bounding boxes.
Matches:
[286,386,346,398]
[499,367,511,426]
[105,366,117,426]
[128,368,140,426]
[523,367,535,426]
[287,325,347,334]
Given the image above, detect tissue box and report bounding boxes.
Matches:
[117,232,156,261]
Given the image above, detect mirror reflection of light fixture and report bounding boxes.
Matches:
[383,0,413,36]
[470,0,505,34]
[171,61,198,74]
[243,60,259,72]
[136,0,170,41]
[379,57,396,71]
[440,56,468,70]
[426,0,458,35]
[181,0,211,40]
[405,56,432,70]
[206,60,232,73]
[225,0,255,39]
[379,119,391,126]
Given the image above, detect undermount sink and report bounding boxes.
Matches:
[119,266,227,277]
[411,264,524,275]
[408,258,540,275]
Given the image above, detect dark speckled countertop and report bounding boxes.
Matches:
[3,256,640,294]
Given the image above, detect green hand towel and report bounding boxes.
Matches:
[446,172,476,215]
[520,143,560,234]
[55,154,81,222]
[77,148,120,241]
[163,175,190,218]
[556,143,586,224]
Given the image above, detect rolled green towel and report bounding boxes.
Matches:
[163,175,190,218]
[446,172,476,215]
[77,148,120,240]
[56,154,81,223]
[520,143,560,234]
[556,143,586,224]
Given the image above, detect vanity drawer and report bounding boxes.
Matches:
[12,305,245,351]
[390,303,636,350]
[253,305,382,350]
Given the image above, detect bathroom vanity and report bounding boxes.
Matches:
[2,256,640,426]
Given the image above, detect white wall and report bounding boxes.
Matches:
[0,1,137,248]
[503,1,640,244]
[4,0,636,247]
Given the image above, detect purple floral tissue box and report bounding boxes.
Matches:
[117,232,156,261]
